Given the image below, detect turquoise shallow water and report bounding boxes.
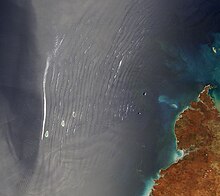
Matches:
[2,1,220,196]
[142,32,220,195]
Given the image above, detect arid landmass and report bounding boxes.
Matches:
[151,85,220,196]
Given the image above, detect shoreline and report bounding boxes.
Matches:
[150,84,220,195]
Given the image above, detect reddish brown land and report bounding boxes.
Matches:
[151,85,220,196]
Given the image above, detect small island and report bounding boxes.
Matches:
[151,85,220,195]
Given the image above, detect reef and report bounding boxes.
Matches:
[151,85,220,196]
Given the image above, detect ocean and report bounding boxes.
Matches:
[142,1,220,194]
[1,0,220,196]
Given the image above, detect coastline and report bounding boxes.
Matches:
[150,85,220,195]
[142,98,192,196]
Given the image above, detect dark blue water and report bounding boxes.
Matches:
[142,1,220,194]
[1,1,220,196]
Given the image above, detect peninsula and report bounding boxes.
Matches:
[152,85,220,195]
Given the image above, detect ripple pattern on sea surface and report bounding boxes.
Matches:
[29,0,150,195]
